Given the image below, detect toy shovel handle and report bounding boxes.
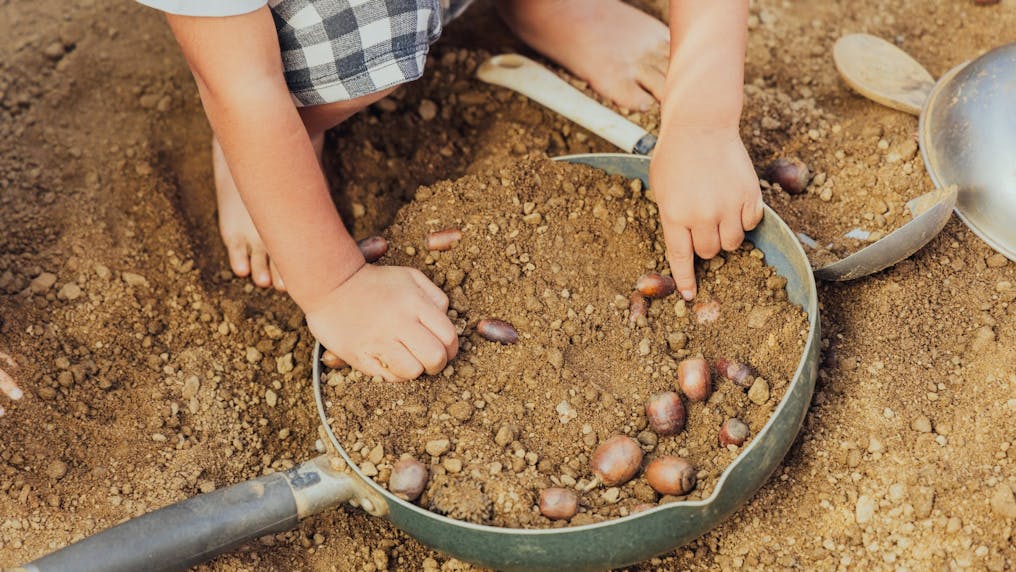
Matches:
[477,54,656,155]
[833,34,935,116]
[19,456,385,572]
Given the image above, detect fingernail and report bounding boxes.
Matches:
[9,387,22,400]
[681,290,695,301]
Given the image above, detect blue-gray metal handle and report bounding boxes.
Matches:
[19,456,385,572]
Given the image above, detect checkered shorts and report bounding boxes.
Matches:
[269,0,473,106]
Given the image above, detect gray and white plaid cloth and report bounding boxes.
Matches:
[269,0,472,106]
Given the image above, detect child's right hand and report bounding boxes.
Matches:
[305,265,459,382]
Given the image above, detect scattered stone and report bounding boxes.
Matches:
[46,460,68,481]
[121,272,149,287]
[855,494,875,524]
[29,272,57,294]
[747,378,770,404]
[447,400,474,422]
[418,99,438,121]
[910,415,932,433]
[425,438,450,457]
[58,283,82,301]
[276,353,294,374]
[988,484,1016,519]
[986,253,1008,268]
[265,389,278,407]
[181,376,200,400]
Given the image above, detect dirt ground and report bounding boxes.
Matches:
[1,0,1014,570]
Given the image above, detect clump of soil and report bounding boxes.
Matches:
[323,155,809,527]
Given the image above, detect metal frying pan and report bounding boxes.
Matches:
[20,154,819,572]
[476,54,957,281]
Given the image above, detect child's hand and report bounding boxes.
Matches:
[0,351,23,417]
[650,125,764,300]
[305,265,459,382]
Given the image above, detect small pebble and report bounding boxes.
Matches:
[425,438,451,457]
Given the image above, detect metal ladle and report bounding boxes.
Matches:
[835,34,1016,262]
[476,53,958,281]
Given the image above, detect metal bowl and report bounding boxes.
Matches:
[313,153,822,571]
[921,43,1016,261]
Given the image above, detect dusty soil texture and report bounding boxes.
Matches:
[1,0,1014,571]
[323,156,808,527]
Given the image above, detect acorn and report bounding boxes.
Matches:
[645,456,697,496]
[476,319,518,345]
[628,291,648,325]
[718,418,750,447]
[590,435,643,486]
[714,358,755,388]
[677,357,712,402]
[636,273,677,299]
[538,487,579,520]
[645,392,686,435]
[389,458,429,501]
[425,228,462,251]
[356,236,389,263]
[321,350,347,369]
[692,299,721,324]
[764,157,812,194]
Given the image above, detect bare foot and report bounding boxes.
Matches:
[212,134,324,291]
[497,0,670,111]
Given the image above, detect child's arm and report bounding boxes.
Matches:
[651,0,763,300]
[166,9,457,380]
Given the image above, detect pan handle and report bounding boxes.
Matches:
[476,54,656,155]
[19,455,386,572]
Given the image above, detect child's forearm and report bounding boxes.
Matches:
[663,0,749,129]
[167,10,364,309]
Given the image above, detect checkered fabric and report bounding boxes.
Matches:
[270,0,473,106]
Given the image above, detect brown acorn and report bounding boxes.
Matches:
[538,487,579,520]
[644,456,697,496]
[628,291,648,325]
[714,358,755,388]
[718,418,750,447]
[635,273,677,299]
[356,236,389,263]
[590,435,643,486]
[645,392,686,435]
[321,350,347,369]
[677,357,712,402]
[389,458,429,501]
[425,228,462,251]
[764,157,812,194]
[476,319,518,345]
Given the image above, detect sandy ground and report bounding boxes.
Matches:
[1,0,1014,570]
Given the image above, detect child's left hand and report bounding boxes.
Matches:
[0,351,23,417]
[650,125,763,300]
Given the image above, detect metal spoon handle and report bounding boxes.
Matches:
[833,34,935,116]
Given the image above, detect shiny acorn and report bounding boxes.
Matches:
[636,273,677,299]
[677,357,712,402]
[718,418,750,447]
[764,157,812,194]
[628,291,648,325]
[389,458,429,501]
[692,299,721,324]
[321,350,347,369]
[645,392,686,435]
[356,236,389,263]
[714,358,755,388]
[645,456,697,496]
[476,319,518,345]
[538,487,579,520]
[590,435,643,487]
[426,228,462,251]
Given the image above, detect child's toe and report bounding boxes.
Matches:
[250,249,273,288]
[269,260,286,292]
[225,239,252,277]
